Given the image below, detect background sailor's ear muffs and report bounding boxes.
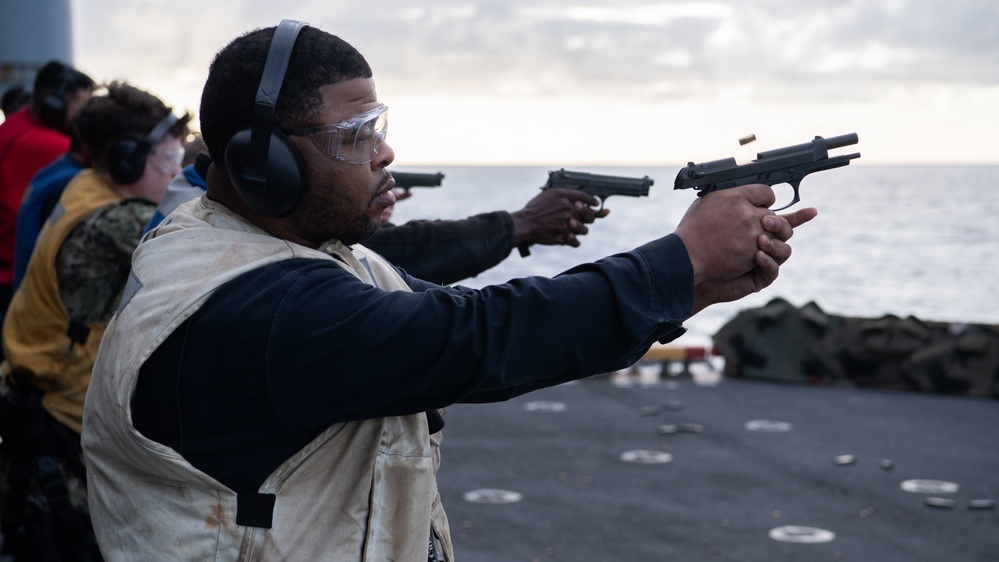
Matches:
[224,19,307,217]
[39,69,73,123]
[108,112,180,185]
[39,92,65,121]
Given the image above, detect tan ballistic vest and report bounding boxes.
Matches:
[82,195,453,561]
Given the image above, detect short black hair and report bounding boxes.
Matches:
[199,24,373,164]
[1,85,31,116]
[31,60,95,126]
[73,81,192,170]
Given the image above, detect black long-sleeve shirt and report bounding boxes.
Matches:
[132,234,693,492]
[366,211,514,285]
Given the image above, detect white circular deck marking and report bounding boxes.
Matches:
[900,479,960,494]
[620,450,673,464]
[523,401,567,412]
[769,525,836,544]
[745,420,794,432]
[462,489,523,504]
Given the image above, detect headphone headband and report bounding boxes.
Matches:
[243,19,306,193]
[144,112,180,150]
[53,68,74,98]
[224,19,309,216]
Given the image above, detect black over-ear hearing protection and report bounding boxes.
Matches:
[108,112,180,185]
[39,68,74,124]
[224,19,307,217]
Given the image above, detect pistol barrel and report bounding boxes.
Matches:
[824,133,859,150]
[756,133,859,160]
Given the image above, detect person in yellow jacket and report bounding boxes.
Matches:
[0,81,190,561]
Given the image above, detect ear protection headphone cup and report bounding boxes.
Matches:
[107,112,180,185]
[224,19,307,217]
[108,138,147,185]
[39,94,66,122]
[38,69,72,125]
[225,126,305,217]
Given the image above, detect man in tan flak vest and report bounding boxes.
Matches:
[82,20,816,561]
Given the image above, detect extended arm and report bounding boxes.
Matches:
[366,187,610,285]
[365,212,515,285]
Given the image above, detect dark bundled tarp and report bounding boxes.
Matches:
[712,297,999,398]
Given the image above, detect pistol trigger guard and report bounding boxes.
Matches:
[772,182,801,212]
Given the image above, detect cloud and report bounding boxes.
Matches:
[73,0,999,102]
[517,3,734,25]
[65,0,999,163]
[315,0,999,110]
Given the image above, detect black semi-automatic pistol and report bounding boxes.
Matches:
[389,170,446,193]
[674,133,861,210]
[518,168,654,256]
[544,168,653,211]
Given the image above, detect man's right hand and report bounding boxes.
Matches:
[510,188,611,249]
[672,184,817,315]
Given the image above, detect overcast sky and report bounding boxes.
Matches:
[69,0,999,165]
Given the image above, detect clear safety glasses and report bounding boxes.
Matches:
[153,146,185,169]
[283,104,388,165]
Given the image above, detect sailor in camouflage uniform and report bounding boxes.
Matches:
[56,198,163,327]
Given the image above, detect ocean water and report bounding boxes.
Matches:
[386,164,999,346]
